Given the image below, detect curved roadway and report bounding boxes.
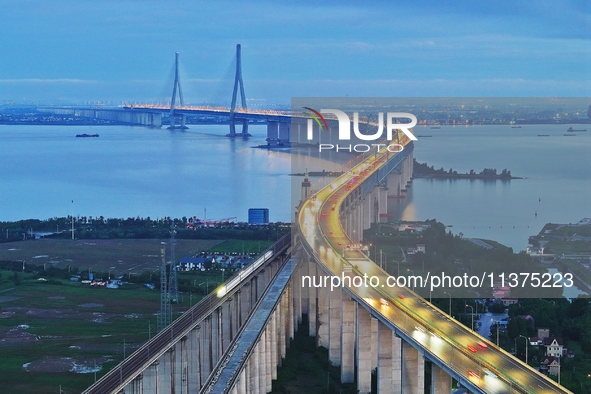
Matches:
[297,134,571,394]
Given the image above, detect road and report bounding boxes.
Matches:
[297,134,572,394]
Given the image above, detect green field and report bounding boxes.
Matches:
[0,273,172,393]
[0,237,261,394]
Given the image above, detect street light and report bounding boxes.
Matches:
[465,304,474,330]
[492,318,499,346]
[519,335,529,364]
[444,291,452,316]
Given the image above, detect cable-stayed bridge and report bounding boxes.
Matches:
[39,44,299,145]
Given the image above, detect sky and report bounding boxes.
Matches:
[0,0,590,105]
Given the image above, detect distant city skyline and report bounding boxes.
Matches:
[0,0,590,104]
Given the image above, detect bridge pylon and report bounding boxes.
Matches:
[168,52,188,130]
[227,44,251,138]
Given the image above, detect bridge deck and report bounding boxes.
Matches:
[298,133,572,394]
[203,257,297,393]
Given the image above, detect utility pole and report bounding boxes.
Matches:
[168,226,179,304]
[71,200,74,240]
[158,242,171,331]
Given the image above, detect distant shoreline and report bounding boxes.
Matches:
[413,173,522,180]
[413,159,522,180]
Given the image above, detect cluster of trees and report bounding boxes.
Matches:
[413,159,514,178]
[0,216,290,243]
[494,298,591,392]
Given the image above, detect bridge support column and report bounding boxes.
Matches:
[282,282,292,359]
[259,329,267,393]
[233,293,240,340]
[293,257,303,325]
[279,122,290,144]
[387,171,403,197]
[249,277,257,309]
[362,195,372,230]
[249,342,260,393]
[189,326,201,392]
[431,363,452,393]
[270,307,278,379]
[378,186,388,222]
[266,121,279,145]
[328,288,342,366]
[142,363,159,393]
[200,318,211,380]
[356,304,372,394]
[211,308,222,367]
[393,335,402,391]
[403,342,424,394]
[316,279,329,348]
[158,350,172,392]
[378,321,397,393]
[354,202,362,243]
[222,298,233,352]
[127,374,142,393]
[241,283,252,325]
[177,337,189,394]
[237,367,247,394]
[371,313,378,371]
[265,325,273,393]
[307,260,318,336]
[341,296,355,383]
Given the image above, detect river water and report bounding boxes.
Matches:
[393,124,591,251]
[1,123,589,253]
[0,124,294,224]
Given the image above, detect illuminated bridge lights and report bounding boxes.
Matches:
[297,132,572,394]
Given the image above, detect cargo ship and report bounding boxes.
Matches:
[76,134,99,138]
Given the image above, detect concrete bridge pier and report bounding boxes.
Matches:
[307,259,318,337]
[387,171,404,197]
[356,304,373,393]
[341,296,356,383]
[402,151,413,191]
[295,263,442,394]
[139,363,158,392]
[266,121,279,145]
[328,287,342,366]
[188,326,201,392]
[431,363,453,393]
[278,122,290,145]
[377,321,402,393]
[340,188,365,244]
[403,342,424,394]
[316,281,329,348]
